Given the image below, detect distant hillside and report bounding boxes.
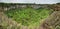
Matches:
[0,3,60,11]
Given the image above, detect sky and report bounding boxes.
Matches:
[0,0,60,4]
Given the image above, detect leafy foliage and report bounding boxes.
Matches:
[4,8,52,26]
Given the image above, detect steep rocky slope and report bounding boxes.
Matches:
[0,12,21,29]
[40,11,60,29]
[39,4,60,29]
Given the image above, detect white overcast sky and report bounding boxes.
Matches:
[0,0,60,4]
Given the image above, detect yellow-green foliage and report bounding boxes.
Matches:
[4,8,52,26]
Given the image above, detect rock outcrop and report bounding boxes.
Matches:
[40,11,60,29]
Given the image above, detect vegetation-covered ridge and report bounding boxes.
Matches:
[4,8,52,26]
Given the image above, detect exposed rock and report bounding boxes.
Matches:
[39,11,60,29]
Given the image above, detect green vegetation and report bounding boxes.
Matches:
[4,8,52,26]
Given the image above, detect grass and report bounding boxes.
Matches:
[4,7,52,26]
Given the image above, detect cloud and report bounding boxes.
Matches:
[0,0,60,4]
[35,0,60,4]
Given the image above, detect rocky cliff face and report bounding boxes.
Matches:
[0,3,49,11]
[40,11,60,29]
[39,4,60,29]
[0,12,21,29]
